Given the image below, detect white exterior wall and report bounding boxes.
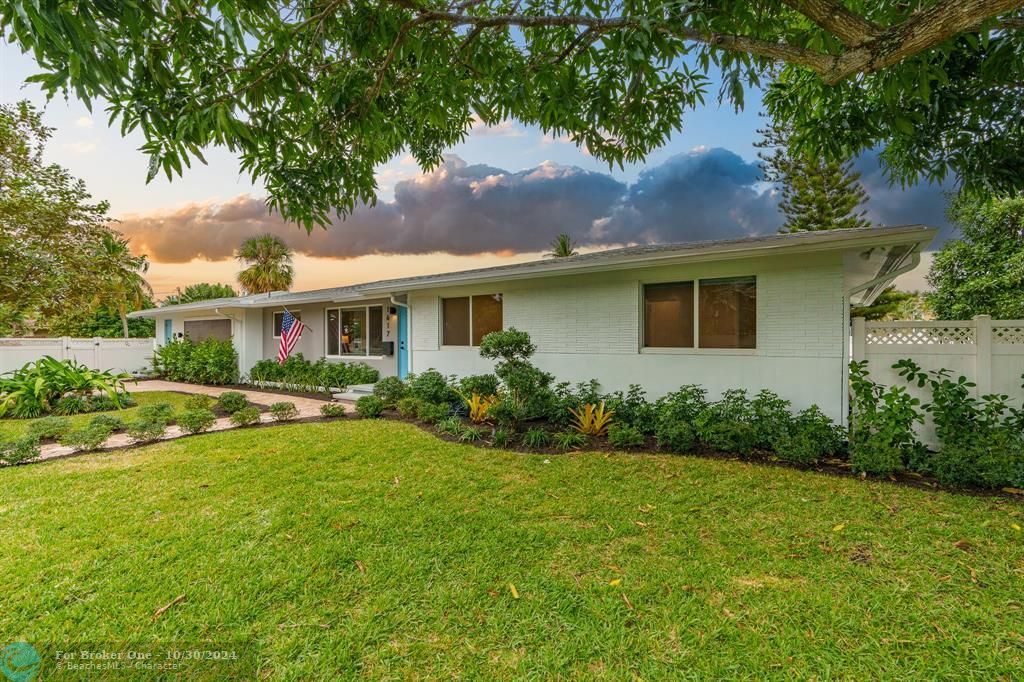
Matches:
[409,252,848,422]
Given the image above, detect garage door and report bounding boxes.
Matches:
[183,319,232,342]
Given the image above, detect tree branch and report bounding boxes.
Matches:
[781,0,881,46]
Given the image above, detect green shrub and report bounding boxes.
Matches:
[320,403,347,418]
[491,427,515,448]
[772,431,822,465]
[229,406,261,426]
[656,385,709,427]
[750,390,794,449]
[478,329,556,424]
[344,362,380,385]
[694,390,759,456]
[848,361,923,476]
[459,426,486,442]
[415,401,450,424]
[850,431,904,476]
[436,417,464,435]
[0,436,41,465]
[126,419,167,443]
[59,423,114,451]
[521,428,551,449]
[269,402,299,421]
[656,422,697,453]
[138,402,174,423]
[486,398,525,427]
[548,380,604,427]
[26,416,72,440]
[701,421,758,456]
[177,408,217,434]
[88,413,125,432]
[183,393,214,411]
[608,423,645,449]
[372,376,407,407]
[606,385,658,434]
[355,395,385,418]
[396,397,421,418]
[216,391,249,414]
[87,394,119,412]
[792,405,843,457]
[53,395,89,416]
[553,430,587,450]
[459,374,500,398]
[407,370,454,405]
[0,356,131,418]
[154,338,239,384]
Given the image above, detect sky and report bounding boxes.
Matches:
[1,42,954,299]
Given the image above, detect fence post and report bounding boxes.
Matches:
[59,336,70,362]
[975,315,992,396]
[851,317,866,362]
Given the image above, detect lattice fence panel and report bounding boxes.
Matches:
[866,326,976,346]
[993,326,1024,345]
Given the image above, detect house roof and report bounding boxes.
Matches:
[130,224,937,318]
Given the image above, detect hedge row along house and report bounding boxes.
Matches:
[130,225,937,426]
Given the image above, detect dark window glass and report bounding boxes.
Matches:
[326,309,340,356]
[368,306,386,355]
[273,311,300,337]
[471,295,503,346]
[698,277,756,349]
[643,282,694,348]
[442,297,470,346]
[340,308,366,356]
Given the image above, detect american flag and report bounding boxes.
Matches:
[277,310,307,364]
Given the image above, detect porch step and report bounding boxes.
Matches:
[331,383,376,402]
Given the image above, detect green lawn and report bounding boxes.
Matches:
[2,421,1022,679]
[0,391,193,440]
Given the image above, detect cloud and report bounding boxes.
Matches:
[117,148,953,265]
[66,140,97,153]
[469,115,527,138]
[75,116,93,128]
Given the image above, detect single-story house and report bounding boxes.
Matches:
[130,225,937,425]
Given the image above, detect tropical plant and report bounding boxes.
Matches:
[848,361,924,476]
[568,401,615,436]
[10,1,1024,231]
[553,431,588,450]
[177,408,218,434]
[52,395,89,416]
[0,357,131,418]
[458,392,498,424]
[459,426,486,442]
[268,402,299,421]
[236,234,293,294]
[229,406,262,426]
[490,427,515,448]
[436,417,464,436]
[162,283,238,305]
[546,233,579,258]
[521,428,551,449]
[95,232,154,338]
[355,395,385,418]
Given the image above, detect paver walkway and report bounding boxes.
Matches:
[35,380,346,462]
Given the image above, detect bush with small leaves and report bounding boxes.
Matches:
[407,370,454,405]
[608,423,645,449]
[1,436,41,465]
[459,425,486,442]
[700,421,758,456]
[521,428,551,449]
[553,431,588,450]
[459,373,500,398]
[138,402,174,423]
[59,423,114,451]
[656,422,697,454]
[415,401,450,424]
[217,391,250,414]
[490,427,515,448]
[184,393,214,411]
[436,417,464,436]
[396,397,421,418]
[53,395,89,416]
[372,376,407,408]
[850,430,904,476]
[126,419,167,443]
[355,395,385,418]
[89,413,125,432]
[230,406,262,426]
[269,402,299,421]
[772,431,822,465]
[87,394,119,413]
[26,416,72,441]
[319,402,347,418]
[177,408,218,434]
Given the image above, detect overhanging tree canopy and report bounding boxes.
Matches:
[4,0,1022,228]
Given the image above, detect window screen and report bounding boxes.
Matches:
[183,319,232,342]
[368,306,386,355]
[340,308,367,356]
[471,295,503,345]
[442,297,471,346]
[698,277,756,348]
[643,282,694,348]
[326,309,340,356]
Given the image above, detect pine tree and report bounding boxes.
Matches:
[756,120,871,233]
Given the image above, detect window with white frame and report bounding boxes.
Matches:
[326,305,386,357]
[643,277,756,349]
[272,310,301,338]
[441,294,503,346]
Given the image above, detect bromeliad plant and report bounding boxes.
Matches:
[0,356,131,418]
[568,401,615,436]
[456,391,498,424]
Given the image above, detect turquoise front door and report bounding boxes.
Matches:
[397,306,409,379]
[164,319,173,344]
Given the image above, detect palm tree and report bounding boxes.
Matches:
[236,234,294,294]
[96,233,153,338]
[546,233,578,258]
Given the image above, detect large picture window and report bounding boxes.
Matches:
[442,294,502,346]
[326,306,385,357]
[643,277,756,350]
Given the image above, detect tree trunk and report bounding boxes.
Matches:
[120,305,130,339]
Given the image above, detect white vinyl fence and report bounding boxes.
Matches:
[852,315,1024,446]
[0,337,155,375]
